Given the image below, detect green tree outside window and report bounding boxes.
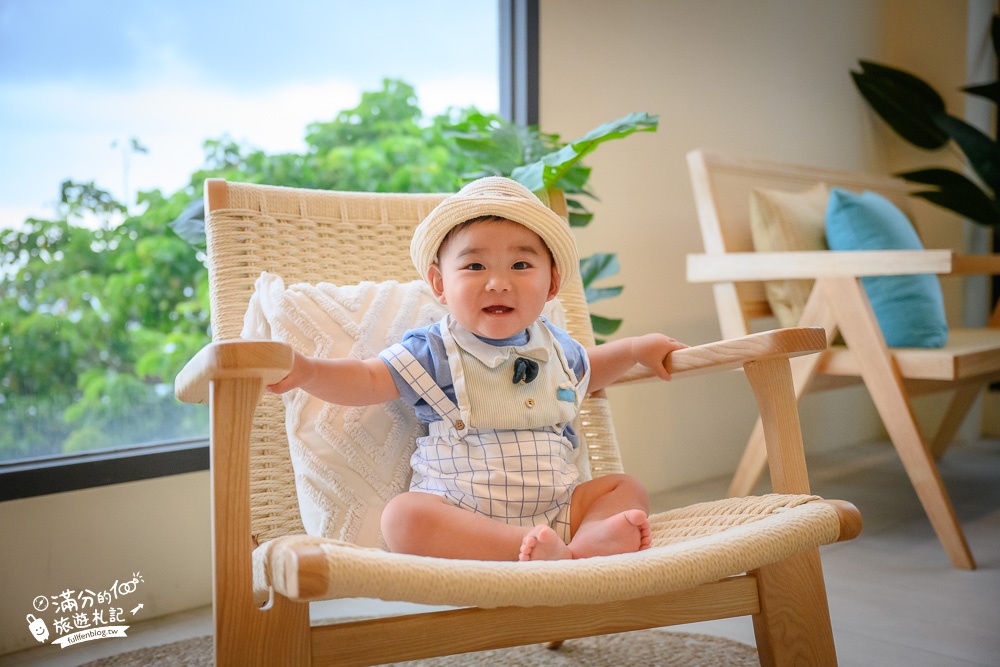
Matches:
[1,79,656,462]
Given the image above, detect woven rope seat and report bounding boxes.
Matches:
[255,494,844,608]
[176,180,862,666]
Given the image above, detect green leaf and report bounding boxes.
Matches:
[899,168,1000,228]
[565,197,594,227]
[585,285,623,304]
[857,60,946,113]
[992,14,1000,63]
[962,81,1000,105]
[579,253,620,287]
[590,313,623,336]
[168,199,207,249]
[851,61,949,149]
[447,125,524,173]
[934,115,1000,191]
[914,191,1000,230]
[554,164,592,194]
[510,161,546,192]
[511,112,658,191]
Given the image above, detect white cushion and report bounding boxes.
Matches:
[242,273,447,547]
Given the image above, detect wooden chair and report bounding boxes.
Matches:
[686,149,1000,571]
[176,178,862,666]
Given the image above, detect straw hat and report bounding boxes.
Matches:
[411,176,579,287]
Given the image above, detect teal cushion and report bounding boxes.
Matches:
[825,188,947,348]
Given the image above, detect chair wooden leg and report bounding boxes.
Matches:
[211,377,311,665]
[729,289,832,498]
[728,419,768,497]
[216,595,311,667]
[752,548,838,667]
[929,385,982,460]
[822,277,976,570]
[865,383,976,569]
[731,346,826,497]
[744,355,811,495]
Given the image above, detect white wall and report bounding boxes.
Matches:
[0,472,212,655]
[0,0,974,655]
[538,0,970,492]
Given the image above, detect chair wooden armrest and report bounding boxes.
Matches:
[687,249,954,283]
[175,340,294,404]
[951,253,1000,275]
[613,327,827,385]
[668,326,825,376]
[611,327,825,497]
[685,326,824,495]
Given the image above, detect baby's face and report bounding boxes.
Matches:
[428,219,559,339]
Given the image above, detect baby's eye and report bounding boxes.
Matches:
[512,261,531,270]
[464,262,485,271]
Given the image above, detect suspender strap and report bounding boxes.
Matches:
[382,344,467,433]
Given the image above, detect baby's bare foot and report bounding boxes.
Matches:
[519,525,573,561]
[568,509,651,559]
[638,514,653,550]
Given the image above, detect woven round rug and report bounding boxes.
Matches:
[78,630,758,666]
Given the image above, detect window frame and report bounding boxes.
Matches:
[0,0,540,501]
[0,440,209,502]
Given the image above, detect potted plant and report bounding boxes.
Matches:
[850,16,1000,315]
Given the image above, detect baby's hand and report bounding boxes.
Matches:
[634,333,688,381]
[267,350,315,394]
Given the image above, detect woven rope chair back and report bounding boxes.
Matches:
[205,181,625,542]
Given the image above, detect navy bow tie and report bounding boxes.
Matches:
[512,357,539,385]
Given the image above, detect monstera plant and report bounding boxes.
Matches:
[851,15,1000,309]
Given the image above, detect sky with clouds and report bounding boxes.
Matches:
[0,0,499,228]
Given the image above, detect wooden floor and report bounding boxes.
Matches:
[6,438,999,666]
[664,437,1000,667]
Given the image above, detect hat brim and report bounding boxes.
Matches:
[411,194,579,287]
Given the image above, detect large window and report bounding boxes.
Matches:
[0,0,535,497]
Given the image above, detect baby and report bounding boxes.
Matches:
[268,177,686,561]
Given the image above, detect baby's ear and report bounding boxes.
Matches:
[427,264,447,304]
[546,265,561,301]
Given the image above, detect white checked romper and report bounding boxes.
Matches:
[381,316,589,541]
